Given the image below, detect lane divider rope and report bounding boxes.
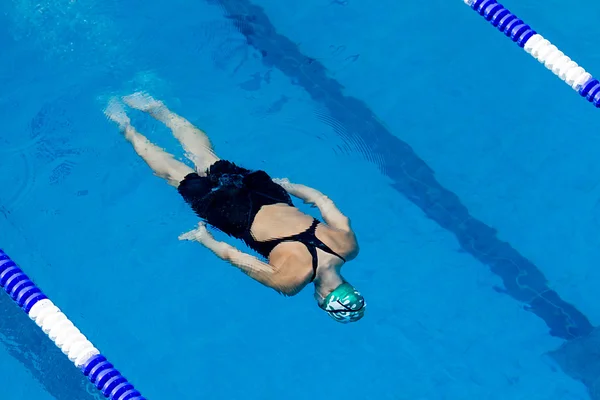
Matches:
[0,249,146,400]
[463,0,600,107]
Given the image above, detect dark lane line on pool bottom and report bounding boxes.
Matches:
[208,0,600,396]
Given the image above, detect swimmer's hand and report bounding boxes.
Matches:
[273,179,352,232]
[273,178,320,207]
[179,222,211,243]
[179,222,231,257]
[272,177,292,190]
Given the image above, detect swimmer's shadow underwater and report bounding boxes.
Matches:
[105,92,365,323]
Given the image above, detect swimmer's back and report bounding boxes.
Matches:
[252,204,355,253]
[252,204,358,283]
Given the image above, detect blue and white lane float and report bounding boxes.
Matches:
[464,0,600,107]
[0,249,146,400]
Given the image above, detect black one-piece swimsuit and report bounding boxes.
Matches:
[177,160,345,281]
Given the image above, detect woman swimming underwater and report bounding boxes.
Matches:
[105,93,365,323]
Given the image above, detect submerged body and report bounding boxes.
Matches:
[178,160,358,295]
[105,93,365,322]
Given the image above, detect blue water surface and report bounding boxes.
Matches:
[1,0,600,399]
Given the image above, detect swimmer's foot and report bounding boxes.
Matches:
[124,91,218,173]
[105,98,140,142]
[123,92,166,115]
[104,98,131,131]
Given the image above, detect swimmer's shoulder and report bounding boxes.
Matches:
[268,246,314,296]
[317,223,359,261]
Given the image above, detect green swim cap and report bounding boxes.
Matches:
[319,283,366,323]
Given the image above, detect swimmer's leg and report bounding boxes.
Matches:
[105,99,193,187]
[123,92,219,176]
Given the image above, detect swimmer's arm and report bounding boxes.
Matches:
[224,248,301,295]
[273,178,352,232]
[179,223,292,294]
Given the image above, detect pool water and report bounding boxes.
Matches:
[1,0,600,399]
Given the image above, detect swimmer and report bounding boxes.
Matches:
[105,93,365,323]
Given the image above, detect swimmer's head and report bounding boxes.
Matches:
[317,282,366,323]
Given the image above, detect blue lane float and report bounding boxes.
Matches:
[0,249,146,400]
[464,0,600,107]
